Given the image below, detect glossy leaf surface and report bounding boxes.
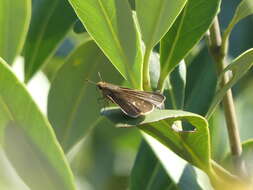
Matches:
[0,58,76,190]
[0,0,31,64]
[68,0,142,88]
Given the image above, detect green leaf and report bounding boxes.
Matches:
[222,0,253,50]
[148,51,186,109]
[68,0,142,89]
[232,0,253,23]
[227,0,253,34]
[136,0,187,49]
[48,40,123,152]
[165,61,186,109]
[130,141,178,190]
[158,0,221,88]
[0,0,31,64]
[23,0,77,82]
[0,58,76,190]
[102,108,211,172]
[206,48,253,119]
[184,47,217,116]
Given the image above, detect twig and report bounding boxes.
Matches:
[207,17,246,177]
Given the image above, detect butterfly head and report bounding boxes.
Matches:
[96,81,106,90]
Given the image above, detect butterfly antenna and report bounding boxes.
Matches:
[85,79,97,85]
[98,72,103,81]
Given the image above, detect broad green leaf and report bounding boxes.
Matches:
[136,0,187,49]
[0,0,31,64]
[159,0,221,86]
[102,108,211,172]
[165,61,186,109]
[68,0,142,89]
[224,0,253,38]
[185,47,217,116]
[0,58,76,190]
[130,141,178,190]
[232,0,253,23]
[48,40,123,152]
[23,0,77,82]
[206,48,253,119]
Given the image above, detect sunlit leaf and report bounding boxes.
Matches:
[206,48,253,119]
[0,58,76,190]
[48,40,123,152]
[23,0,77,82]
[102,108,211,172]
[136,0,187,49]
[0,0,31,64]
[130,141,178,190]
[68,0,142,89]
[159,0,221,83]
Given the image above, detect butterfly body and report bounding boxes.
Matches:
[96,82,165,118]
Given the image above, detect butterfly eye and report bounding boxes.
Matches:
[97,85,102,90]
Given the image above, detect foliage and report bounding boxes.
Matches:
[0,0,253,189]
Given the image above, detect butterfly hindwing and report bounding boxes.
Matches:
[106,92,154,118]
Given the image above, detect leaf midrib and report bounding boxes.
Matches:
[26,0,59,79]
[145,0,167,49]
[96,0,137,86]
[161,4,188,75]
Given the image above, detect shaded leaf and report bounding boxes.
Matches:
[68,0,142,88]
[206,48,253,118]
[73,20,86,34]
[227,0,253,31]
[102,107,211,172]
[0,58,76,190]
[165,61,186,109]
[0,0,31,64]
[23,0,77,82]
[184,47,217,116]
[148,52,186,109]
[159,0,221,81]
[48,40,123,152]
[130,141,178,190]
[178,164,207,190]
[136,0,187,49]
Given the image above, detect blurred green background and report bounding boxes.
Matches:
[0,0,253,189]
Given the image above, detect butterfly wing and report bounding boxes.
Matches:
[106,92,154,118]
[119,88,165,108]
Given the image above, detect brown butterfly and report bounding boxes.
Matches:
[87,78,166,118]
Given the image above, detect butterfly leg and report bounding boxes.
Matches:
[97,96,110,112]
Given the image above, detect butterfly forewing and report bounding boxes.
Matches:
[96,82,165,118]
[106,92,154,118]
[119,88,165,108]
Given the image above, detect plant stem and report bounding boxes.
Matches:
[207,17,246,177]
[142,48,152,91]
[157,70,168,93]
